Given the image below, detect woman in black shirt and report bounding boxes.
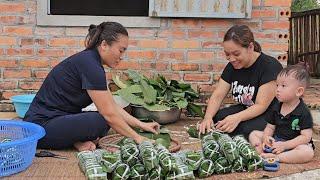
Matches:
[24,22,160,151]
[198,25,283,139]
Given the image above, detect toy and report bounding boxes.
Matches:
[263,145,273,153]
[263,158,280,171]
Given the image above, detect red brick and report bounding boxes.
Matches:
[188,51,214,61]
[0,16,24,24]
[35,27,64,36]
[0,60,18,68]
[34,70,49,78]
[188,31,215,38]
[184,73,211,82]
[202,41,222,48]
[158,30,186,38]
[253,0,261,6]
[49,38,78,47]
[217,50,227,59]
[2,91,21,100]
[128,40,138,48]
[128,29,155,37]
[127,51,156,60]
[20,38,46,46]
[172,19,200,28]
[38,49,64,57]
[201,19,232,28]
[235,21,260,29]
[141,62,168,71]
[7,48,33,56]
[115,61,140,70]
[264,0,291,7]
[0,36,16,45]
[3,26,32,35]
[159,51,184,61]
[261,43,288,51]
[65,27,88,36]
[65,49,81,57]
[0,3,25,13]
[20,60,49,68]
[155,63,169,71]
[21,15,35,24]
[172,63,199,71]
[279,8,291,18]
[49,59,61,67]
[141,62,153,70]
[25,1,36,14]
[254,32,275,39]
[251,9,276,18]
[172,40,199,49]
[262,21,290,30]
[218,31,226,38]
[19,81,42,90]
[138,39,168,48]
[199,84,217,93]
[0,81,17,90]
[161,73,181,81]
[79,39,85,48]
[4,69,31,78]
[0,49,3,55]
[201,63,227,72]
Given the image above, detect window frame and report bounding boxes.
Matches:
[36,0,160,27]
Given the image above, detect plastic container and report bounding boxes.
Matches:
[0,120,45,177]
[11,94,36,118]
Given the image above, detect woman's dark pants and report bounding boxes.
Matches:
[213,104,268,139]
[36,111,109,149]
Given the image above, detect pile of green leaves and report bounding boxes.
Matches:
[113,70,204,117]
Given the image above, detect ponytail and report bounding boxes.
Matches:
[85,22,128,50]
[253,41,261,52]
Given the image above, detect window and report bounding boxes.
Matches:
[37,0,252,27]
[37,0,160,27]
[49,0,149,16]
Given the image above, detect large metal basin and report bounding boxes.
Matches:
[131,105,182,124]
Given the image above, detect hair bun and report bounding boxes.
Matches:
[88,24,97,31]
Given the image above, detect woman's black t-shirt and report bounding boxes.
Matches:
[24,49,107,123]
[221,52,283,107]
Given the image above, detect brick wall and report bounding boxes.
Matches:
[0,0,292,111]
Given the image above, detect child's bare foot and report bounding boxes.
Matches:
[74,141,96,151]
[261,153,276,159]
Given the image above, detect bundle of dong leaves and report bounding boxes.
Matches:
[186,127,263,177]
[113,70,204,117]
[78,139,197,180]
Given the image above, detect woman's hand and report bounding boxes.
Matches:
[215,115,241,133]
[272,141,287,154]
[139,122,160,134]
[197,118,214,134]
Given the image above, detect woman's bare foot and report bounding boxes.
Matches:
[261,152,276,159]
[74,141,96,151]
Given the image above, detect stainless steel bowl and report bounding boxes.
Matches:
[131,105,182,124]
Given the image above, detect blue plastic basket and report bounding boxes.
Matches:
[0,120,45,177]
[11,94,36,118]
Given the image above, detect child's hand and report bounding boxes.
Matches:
[272,141,287,154]
[263,136,274,147]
